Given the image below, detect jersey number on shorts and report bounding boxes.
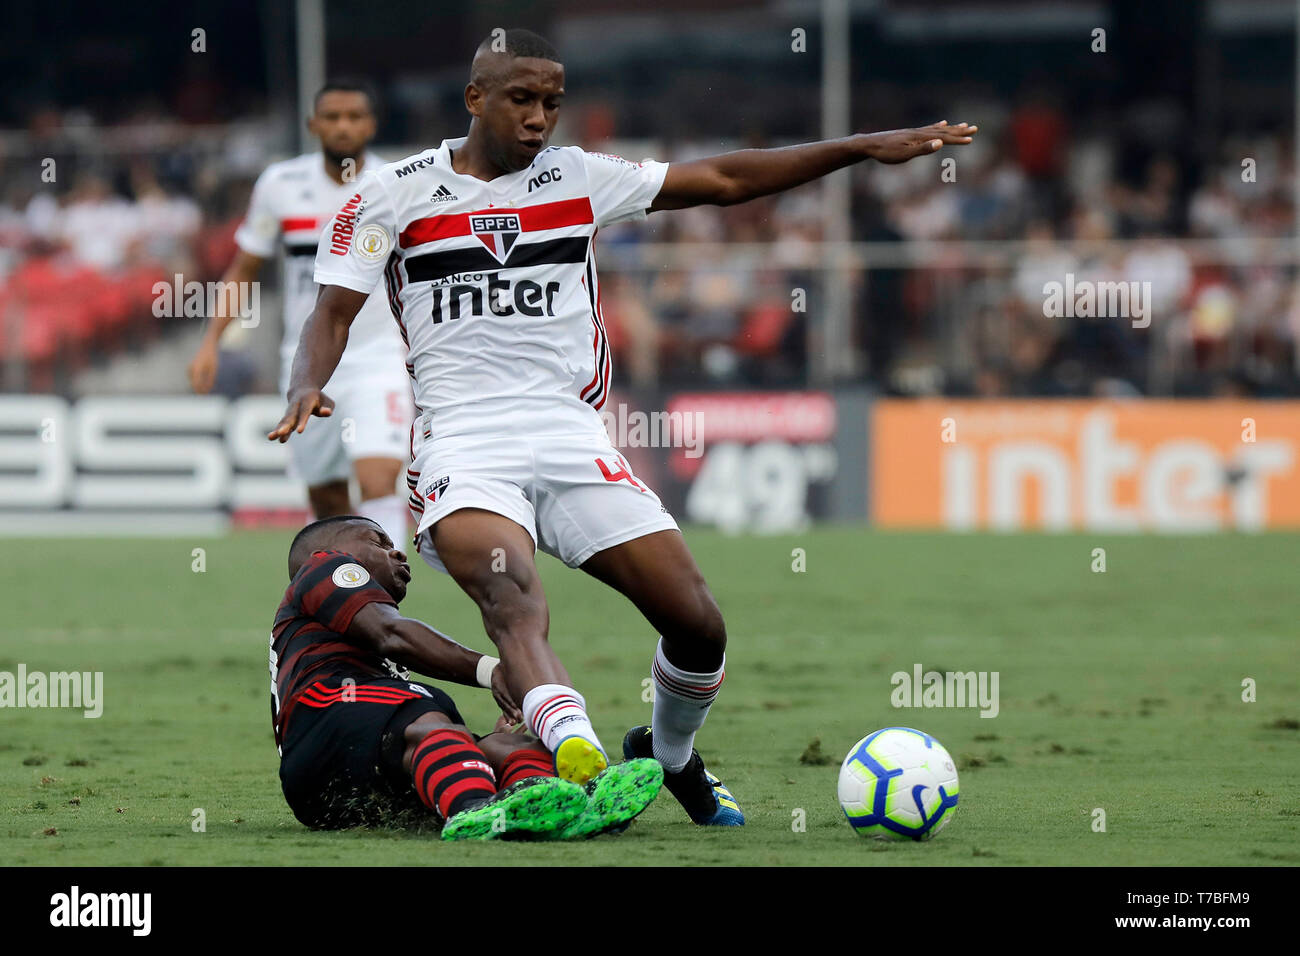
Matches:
[595,455,645,492]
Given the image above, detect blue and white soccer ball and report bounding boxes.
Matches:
[838,727,960,841]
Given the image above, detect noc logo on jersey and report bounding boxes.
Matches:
[527,167,562,193]
[470,213,521,264]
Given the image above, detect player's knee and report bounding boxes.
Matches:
[355,458,402,500]
[403,714,462,749]
[357,479,396,500]
[499,738,548,759]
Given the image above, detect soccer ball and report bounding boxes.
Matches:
[838,727,959,841]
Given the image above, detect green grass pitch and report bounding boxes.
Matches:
[2,528,1297,866]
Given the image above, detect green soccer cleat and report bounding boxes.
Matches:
[555,758,665,840]
[440,776,587,842]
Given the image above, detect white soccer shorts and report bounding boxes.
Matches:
[407,404,680,573]
[285,366,414,488]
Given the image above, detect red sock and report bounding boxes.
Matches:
[411,728,496,819]
[497,747,557,790]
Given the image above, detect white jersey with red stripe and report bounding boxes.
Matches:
[312,137,669,428]
[233,151,404,384]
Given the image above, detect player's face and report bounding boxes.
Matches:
[339,522,411,602]
[472,58,565,173]
[308,91,376,164]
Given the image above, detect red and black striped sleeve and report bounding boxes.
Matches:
[291,550,396,634]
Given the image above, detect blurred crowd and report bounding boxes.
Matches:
[597,104,1300,398]
[0,119,261,390]
[2,97,1298,397]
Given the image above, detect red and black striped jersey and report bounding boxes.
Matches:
[268,549,403,749]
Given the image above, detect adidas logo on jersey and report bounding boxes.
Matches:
[430,184,458,203]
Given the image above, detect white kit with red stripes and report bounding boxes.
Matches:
[312,137,669,423]
[234,151,405,392]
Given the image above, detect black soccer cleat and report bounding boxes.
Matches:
[622,726,744,826]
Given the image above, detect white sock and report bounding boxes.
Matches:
[521,683,605,756]
[651,638,724,773]
[358,494,409,551]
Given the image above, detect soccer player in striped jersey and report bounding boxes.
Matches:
[189,80,413,548]
[272,514,662,840]
[269,29,976,826]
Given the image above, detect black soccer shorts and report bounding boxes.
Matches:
[278,676,466,830]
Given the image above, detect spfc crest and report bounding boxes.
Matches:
[470,213,521,263]
[427,475,450,502]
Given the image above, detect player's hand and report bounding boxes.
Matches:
[267,389,334,442]
[491,713,528,735]
[187,341,219,394]
[490,666,522,725]
[863,121,977,164]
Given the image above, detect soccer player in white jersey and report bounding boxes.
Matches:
[190,80,413,547]
[270,30,976,826]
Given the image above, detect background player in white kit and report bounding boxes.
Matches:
[270,31,975,826]
[189,81,413,548]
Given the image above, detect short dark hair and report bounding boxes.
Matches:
[471,29,561,89]
[479,28,559,62]
[313,78,379,115]
[287,515,378,579]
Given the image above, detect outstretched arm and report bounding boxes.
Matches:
[345,602,519,722]
[648,120,977,211]
[188,250,265,394]
[266,284,368,442]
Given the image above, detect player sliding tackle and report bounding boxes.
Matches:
[270,28,976,827]
[271,515,663,840]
